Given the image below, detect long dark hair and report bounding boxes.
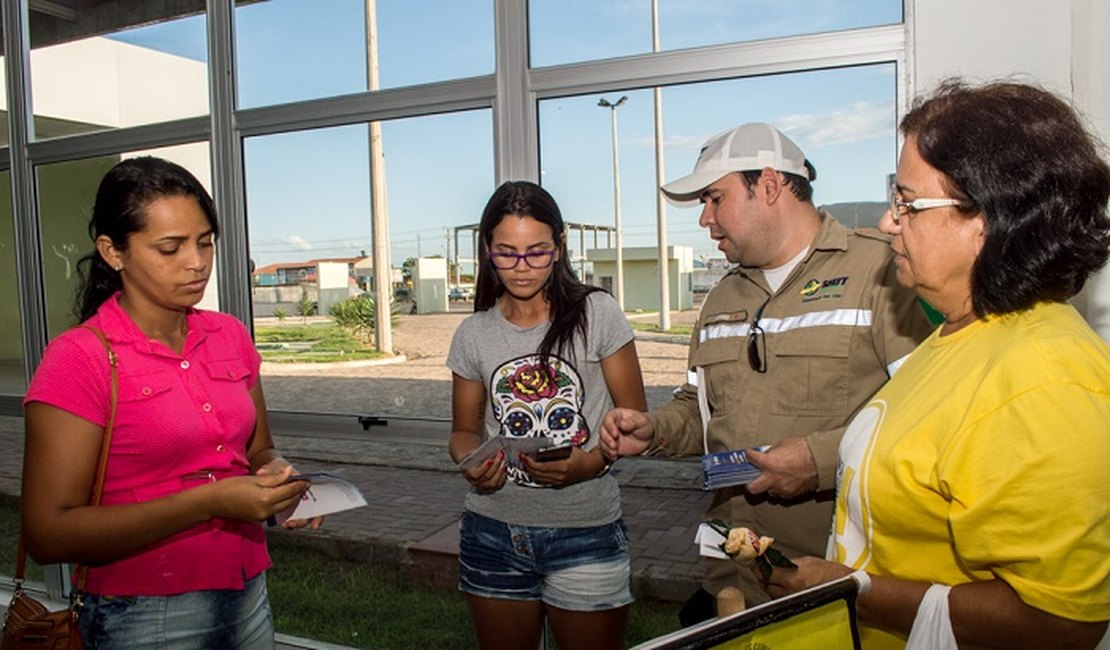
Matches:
[474,181,602,366]
[74,156,219,323]
[901,79,1110,317]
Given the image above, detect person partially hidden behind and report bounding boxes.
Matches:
[600,122,934,619]
[766,79,1110,649]
[21,156,320,649]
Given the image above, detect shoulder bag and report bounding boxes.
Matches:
[2,327,118,650]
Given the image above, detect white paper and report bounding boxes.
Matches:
[695,522,730,559]
[271,472,367,525]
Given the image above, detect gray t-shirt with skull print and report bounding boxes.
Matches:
[447,290,633,528]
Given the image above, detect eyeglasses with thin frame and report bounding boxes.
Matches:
[888,185,964,225]
[747,300,769,373]
[488,249,556,270]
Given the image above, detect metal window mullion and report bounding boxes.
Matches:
[494,0,537,183]
[4,0,73,602]
[530,24,906,99]
[4,0,47,380]
[235,75,497,138]
[23,117,211,166]
[207,0,250,323]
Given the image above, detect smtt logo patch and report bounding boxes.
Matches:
[801,275,849,302]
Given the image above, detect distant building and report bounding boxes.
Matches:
[586,246,694,312]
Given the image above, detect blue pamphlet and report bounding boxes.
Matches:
[700,446,769,490]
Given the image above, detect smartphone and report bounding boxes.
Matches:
[532,445,573,462]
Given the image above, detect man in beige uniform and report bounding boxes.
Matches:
[601,123,933,615]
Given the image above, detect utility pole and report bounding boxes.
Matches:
[598,95,628,310]
[366,0,392,353]
[652,0,671,330]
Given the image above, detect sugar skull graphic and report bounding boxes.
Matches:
[491,355,589,487]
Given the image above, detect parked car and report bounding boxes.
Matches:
[449,287,473,301]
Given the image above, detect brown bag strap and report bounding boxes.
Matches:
[14,326,118,594]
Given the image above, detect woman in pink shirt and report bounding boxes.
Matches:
[22,156,314,648]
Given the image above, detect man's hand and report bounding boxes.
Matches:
[745,436,818,499]
[599,408,654,461]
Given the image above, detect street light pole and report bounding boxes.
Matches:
[598,95,628,310]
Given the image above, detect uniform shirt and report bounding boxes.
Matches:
[834,302,1110,649]
[447,291,632,528]
[649,214,934,602]
[24,294,269,596]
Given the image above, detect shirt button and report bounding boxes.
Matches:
[202,403,212,412]
[180,360,190,370]
[141,387,152,396]
[216,444,226,453]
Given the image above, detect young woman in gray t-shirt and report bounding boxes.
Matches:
[447,181,646,650]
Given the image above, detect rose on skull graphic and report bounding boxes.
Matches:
[491,355,589,487]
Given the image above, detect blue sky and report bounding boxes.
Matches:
[110,0,901,268]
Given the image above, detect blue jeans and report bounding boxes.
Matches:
[458,510,633,611]
[78,572,273,649]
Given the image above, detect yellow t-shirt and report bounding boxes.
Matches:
[831,302,1110,649]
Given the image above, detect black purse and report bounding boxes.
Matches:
[3,327,118,650]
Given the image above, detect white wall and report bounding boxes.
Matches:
[911,0,1110,340]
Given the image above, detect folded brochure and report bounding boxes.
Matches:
[700,445,769,491]
[457,436,559,470]
[270,472,367,526]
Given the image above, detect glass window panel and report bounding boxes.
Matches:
[529,0,902,67]
[235,0,494,109]
[37,144,214,339]
[539,64,897,267]
[29,7,208,140]
[0,171,26,394]
[244,110,493,419]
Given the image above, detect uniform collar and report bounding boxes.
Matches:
[729,212,848,288]
[809,212,849,253]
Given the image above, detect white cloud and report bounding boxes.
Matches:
[777,101,894,147]
[282,235,313,251]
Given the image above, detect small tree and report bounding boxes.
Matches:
[329,296,376,344]
[296,290,317,324]
[273,306,288,324]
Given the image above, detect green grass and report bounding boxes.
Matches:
[254,324,386,363]
[629,322,694,337]
[1,502,682,648]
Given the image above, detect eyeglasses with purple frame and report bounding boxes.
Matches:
[488,249,556,270]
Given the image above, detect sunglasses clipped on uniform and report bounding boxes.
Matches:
[747,299,769,373]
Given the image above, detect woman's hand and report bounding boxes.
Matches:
[462,449,509,493]
[519,446,600,487]
[253,459,325,529]
[207,464,311,524]
[762,555,854,599]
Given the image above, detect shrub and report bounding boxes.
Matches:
[296,290,317,323]
[329,296,376,343]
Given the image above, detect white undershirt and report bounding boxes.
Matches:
[762,247,809,293]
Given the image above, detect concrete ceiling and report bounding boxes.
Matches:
[2,1,264,51]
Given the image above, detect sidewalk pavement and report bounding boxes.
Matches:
[0,414,712,603]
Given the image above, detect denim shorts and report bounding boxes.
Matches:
[77,571,273,649]
[458,510,633,611]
